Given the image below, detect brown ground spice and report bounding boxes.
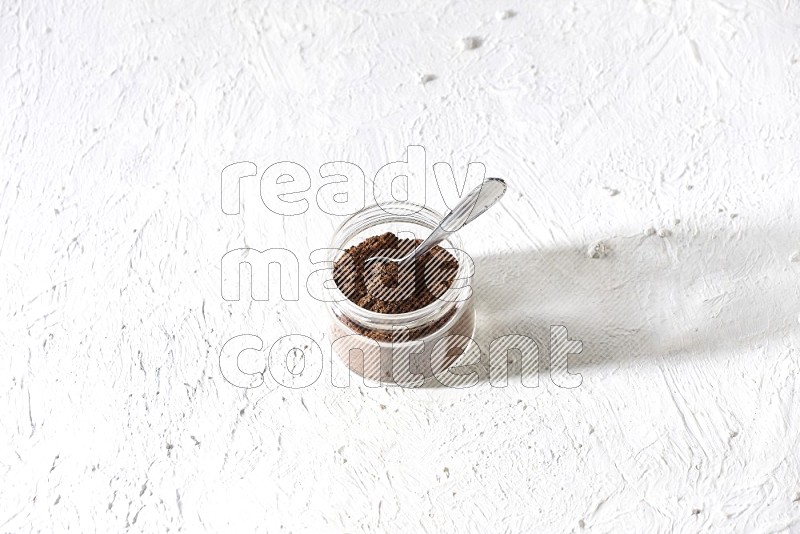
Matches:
[333,232,459,314]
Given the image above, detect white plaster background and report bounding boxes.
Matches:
[2,0,800,532]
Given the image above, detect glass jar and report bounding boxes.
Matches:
[325,202,476,385]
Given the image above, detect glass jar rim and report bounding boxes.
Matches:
[326,202,471,328]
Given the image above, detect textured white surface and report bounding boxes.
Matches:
[2,0,800,532]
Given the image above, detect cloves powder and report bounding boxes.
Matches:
[333,232,460,341]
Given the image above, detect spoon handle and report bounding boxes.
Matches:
[412,177,507,259]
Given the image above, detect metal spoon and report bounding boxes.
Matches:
[366,177,507,270]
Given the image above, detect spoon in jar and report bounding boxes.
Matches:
[365,177,507,272]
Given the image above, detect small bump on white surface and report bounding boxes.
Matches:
[587,241,609,259]
[457,36,483,51]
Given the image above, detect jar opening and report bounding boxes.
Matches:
[326,203,473,334]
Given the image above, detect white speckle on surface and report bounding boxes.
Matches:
[587,241,610,259]
[420,73,437,85]
[457,36,483,51]
[495,10,516,20]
